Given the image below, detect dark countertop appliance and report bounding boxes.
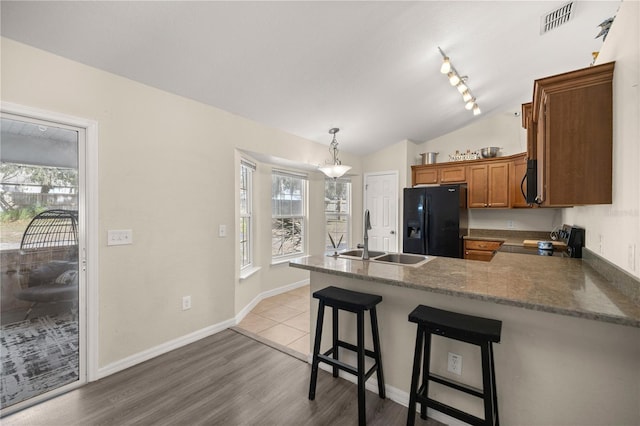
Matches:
[557,224,585,258]
[403,185,468,258]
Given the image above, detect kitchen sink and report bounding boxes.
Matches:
[370,253,433,267]
[338,250,433,267]
[338,249,387,259]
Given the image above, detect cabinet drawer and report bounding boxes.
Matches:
[464,240,503,251]
[440,166,466,183]
[464,250,495,262]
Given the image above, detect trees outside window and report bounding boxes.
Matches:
[271,171,306,258]
[325,179,350,254]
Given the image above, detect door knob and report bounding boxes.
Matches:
[390,230,395,235]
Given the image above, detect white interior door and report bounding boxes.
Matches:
[364,171,398,252]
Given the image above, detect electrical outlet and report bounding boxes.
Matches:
[507,220,514,229]
[218,224,227,238]
[182,295,192,311]
[599,234,604,254]
[447,352,462,375]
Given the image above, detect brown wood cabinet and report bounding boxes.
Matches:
[521,103,536,160]
[413,167,438,185]
[439,165,466,183]
[464,239,503,261]
[468,161,509,208]
[412,164,466,185]
[412,154,532,208]
[529,62,614,206]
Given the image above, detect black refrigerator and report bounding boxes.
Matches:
[403,185,468,258]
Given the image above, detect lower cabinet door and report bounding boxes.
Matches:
[464,249,495,262]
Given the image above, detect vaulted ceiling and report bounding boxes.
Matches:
[0,1,621,155]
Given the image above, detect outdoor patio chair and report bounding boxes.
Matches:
[14,209,79,320]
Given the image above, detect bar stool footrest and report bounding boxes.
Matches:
[336,340,378,359]
[427,373,484,398]
[319,342,381,380]
[415,395,486,426]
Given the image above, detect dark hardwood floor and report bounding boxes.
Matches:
[3,329,442,425]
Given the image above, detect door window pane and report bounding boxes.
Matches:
[0,116,80,409]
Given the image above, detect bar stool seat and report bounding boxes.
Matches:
[309,286,385,426]
[407,305,502,426]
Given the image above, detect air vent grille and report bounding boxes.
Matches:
[541,2,574,34]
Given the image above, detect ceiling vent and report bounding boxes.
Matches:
[540,2,574,34]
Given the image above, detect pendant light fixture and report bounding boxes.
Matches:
[318,128,352,179]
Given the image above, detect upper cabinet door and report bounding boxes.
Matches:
[531,62,614,206]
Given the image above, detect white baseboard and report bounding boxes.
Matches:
[235,278,310,324]
[96,318,235,379]
[317,363,468,426]
[97,279,310,380]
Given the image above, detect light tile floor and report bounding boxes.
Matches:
[236,285,311,356]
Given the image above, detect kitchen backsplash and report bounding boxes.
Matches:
[468,208,562,232]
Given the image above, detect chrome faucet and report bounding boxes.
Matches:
[363,209,372,260]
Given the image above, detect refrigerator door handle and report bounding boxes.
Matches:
[424,195,429,254]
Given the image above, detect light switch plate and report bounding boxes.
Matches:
[219,224,227,238]
[108,229,133,246]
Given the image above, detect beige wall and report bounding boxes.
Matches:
[564,0,640,279]
[416,108,527,161]
[0,37,362,367]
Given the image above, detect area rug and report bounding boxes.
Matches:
[0,312,79,409]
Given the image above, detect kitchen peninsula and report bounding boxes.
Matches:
[290,253,640,425]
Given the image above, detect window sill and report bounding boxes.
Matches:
[239,266,261,281]
[271,254,306,266]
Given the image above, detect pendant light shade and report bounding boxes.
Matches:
[319,128,352,179]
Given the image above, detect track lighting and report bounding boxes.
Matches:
[447,72,460,86]
[465,99,476,110]
[438,47,481,115]
[440,57,451,74]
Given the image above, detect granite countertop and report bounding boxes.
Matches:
[290,252,640,328]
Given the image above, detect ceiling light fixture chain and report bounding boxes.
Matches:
[318,127,352,179]
[437,47,481,116]
[328,127,341,165]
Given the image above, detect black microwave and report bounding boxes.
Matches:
[520,159,538,205]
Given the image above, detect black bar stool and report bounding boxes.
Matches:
[308,286,385,426]
[407,305,502,426]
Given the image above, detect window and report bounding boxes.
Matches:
[325,178,351,254]
[240,160,255,269]
[271,170,306,258]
